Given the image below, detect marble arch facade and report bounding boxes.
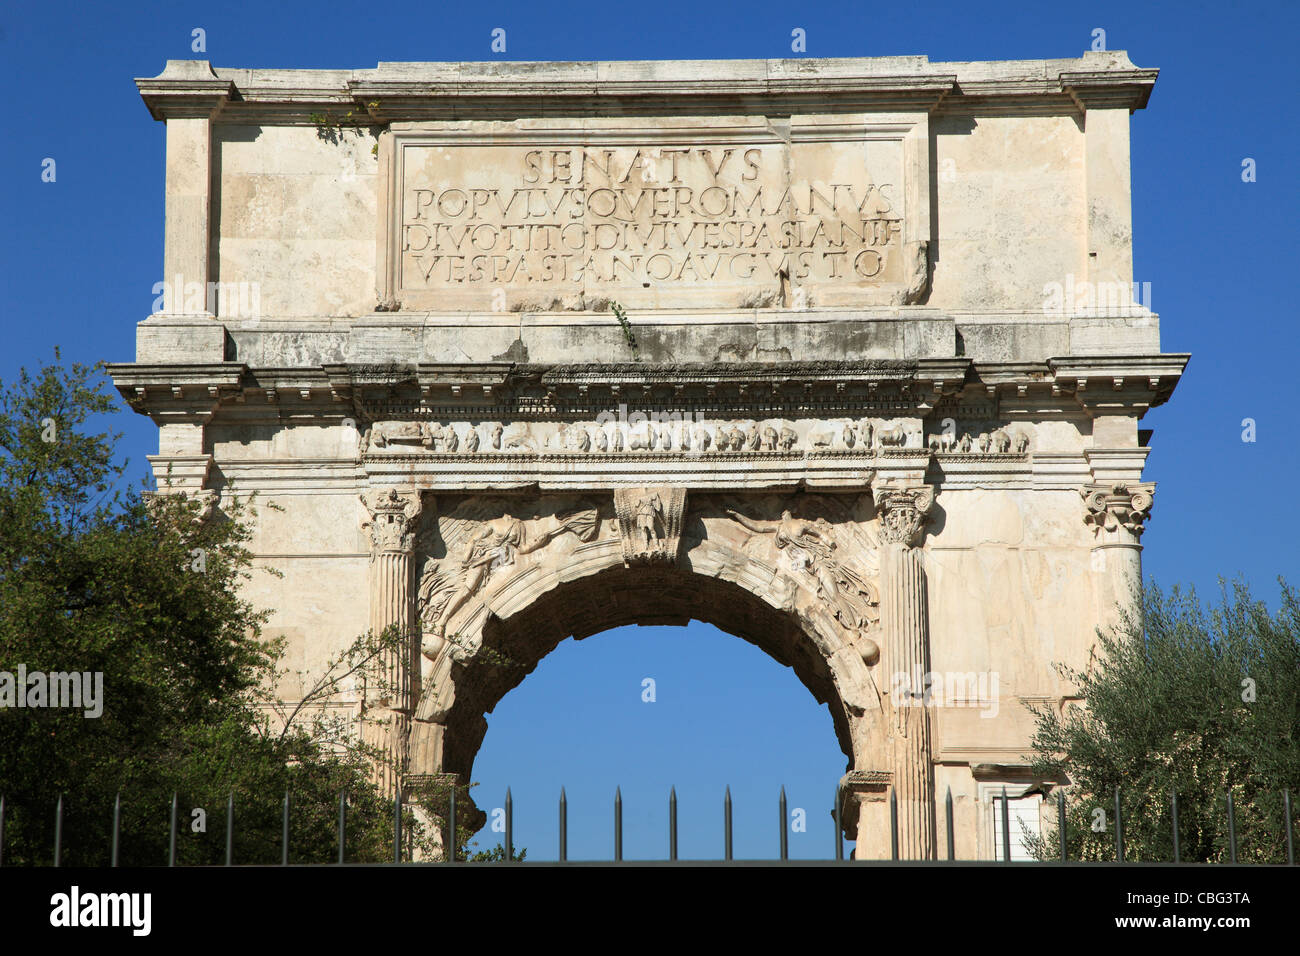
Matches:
[111,51,1186,859]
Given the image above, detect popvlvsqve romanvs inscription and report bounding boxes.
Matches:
[388,129,929,311]
[405,146,900,283]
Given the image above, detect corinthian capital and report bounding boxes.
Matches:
[873,486,935,547]
[360,488,423,554]
[1081,482,1154,539]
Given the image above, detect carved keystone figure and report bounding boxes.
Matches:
[633,492,664,552]
[613,487,687,566]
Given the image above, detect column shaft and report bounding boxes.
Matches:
[882,541,935,860]
[360,490,423,798]
[368,551,415,713]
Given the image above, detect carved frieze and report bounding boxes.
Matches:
[926,425,1030,456]
[362,416,929,458]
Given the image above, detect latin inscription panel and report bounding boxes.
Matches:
[385,121,927,312]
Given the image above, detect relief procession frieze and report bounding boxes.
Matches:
[361,416,947,458]
[360,415,1034,461]
[924,423,1031,455]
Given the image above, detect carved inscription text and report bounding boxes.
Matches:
[395,137,911,308]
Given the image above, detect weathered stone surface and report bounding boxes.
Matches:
[113,51,1185,860]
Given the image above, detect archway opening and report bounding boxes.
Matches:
[431,567,858,860]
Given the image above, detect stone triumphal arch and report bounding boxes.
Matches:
[112,52,1186,859]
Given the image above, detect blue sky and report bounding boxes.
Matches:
[1,0,1296,860]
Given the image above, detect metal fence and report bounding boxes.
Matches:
[2,784,1295,865]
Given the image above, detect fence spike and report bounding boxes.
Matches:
[337,791,346,865]
[447,787,456,864]
[559,787,567,863]
[168,792,177,867]
[724,786,733,861]
[779,785,788,861]
[393,784,402,864]
[1058,788,1067,862]
[1113,787,1123,863]
[54,794,63,867]
[833,784,843,861]
[281,790,290,866]
[226,792,234,866]
[945,787,955,861]
[615,786,623,862]
[1000,786,1011,863]
[1226,791,1237,864]
[504,787,513,861]
[669,787,678,861]
[1171,788,1180,863]
[1285,789,1294,866]
[111,791,121,867]
[891,789,900,861]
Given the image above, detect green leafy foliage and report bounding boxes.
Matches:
[0,354,410,864]
[467,843,527,862]
[1027,579,1300,862]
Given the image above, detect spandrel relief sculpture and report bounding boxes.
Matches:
[722,496,882,666]
[417,497,601,659]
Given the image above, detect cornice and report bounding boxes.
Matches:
[135,52,1157,123]
[136,60,235,120]
[109,355,1190,423]
[1048,353,1190,413]
[105,361,245,423]
[1061,68,1160,111]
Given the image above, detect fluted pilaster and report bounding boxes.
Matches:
[360,488,423,796]
[367,551,416,711]
[874,485,936,860]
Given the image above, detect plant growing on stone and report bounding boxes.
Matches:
[311,101,382,151]
[610,301,640,361]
